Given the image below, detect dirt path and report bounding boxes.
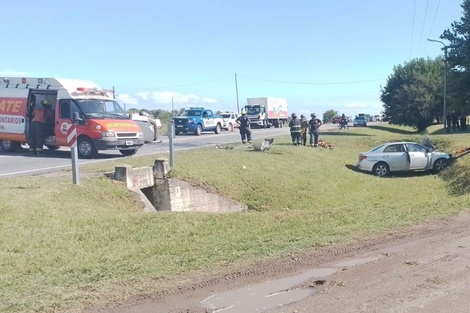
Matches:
[84,212,470,313]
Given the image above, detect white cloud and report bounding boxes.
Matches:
[135,91,218,106]
[201,97,218,103]
[0,70,32,76]
[117,93,139,105]
[344,102,368,109]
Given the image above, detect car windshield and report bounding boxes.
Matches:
[75,99,128,119]
[221,114,231,118]
[182,110,202,116]
[355,117,366,120]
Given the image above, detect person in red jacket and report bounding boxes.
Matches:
[29,98,53,155]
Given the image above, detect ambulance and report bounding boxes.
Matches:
[0,77,144,158]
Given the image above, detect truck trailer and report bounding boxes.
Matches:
[244,97,288,128]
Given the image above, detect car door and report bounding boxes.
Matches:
[406,143,431,169]
[202,110,215,128]
[55,99,84,146]
[383,144,409,170]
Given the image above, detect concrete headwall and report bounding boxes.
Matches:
[169,179,247,212]
[114,159,247,213]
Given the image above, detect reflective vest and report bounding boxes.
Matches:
[289,118,301,133]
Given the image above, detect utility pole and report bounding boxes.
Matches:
[112,86,116,99]
[235,73,240,113]
[172,98,174,117]
[427,39,449,130]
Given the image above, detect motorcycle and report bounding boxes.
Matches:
[339,119,349,130]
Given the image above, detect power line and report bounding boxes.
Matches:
[114,75,232,90]
[411,0,417,58]
[417,0,431,55]
[113,74,384,91]
[238,75,384,85]
[427,0,442,43]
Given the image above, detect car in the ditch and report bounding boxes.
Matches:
[356,141,452,177]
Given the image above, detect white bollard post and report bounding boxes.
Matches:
[168,122,175,167]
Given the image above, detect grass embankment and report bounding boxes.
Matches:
[1,124,470,312]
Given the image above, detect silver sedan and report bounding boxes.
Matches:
[356,141,452,177]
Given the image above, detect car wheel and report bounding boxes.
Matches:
[175,131,180,135]
[433,158,449,173]
[77,137,97,159]
[228,123,234,132]
[1,140,20,152]
[372,162,390,177]
[214,123,221,134]
[195,124,202,136]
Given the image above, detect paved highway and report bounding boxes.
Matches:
[0,127,300,177]
[0,123,342,178]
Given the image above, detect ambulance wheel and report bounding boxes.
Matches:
[46,145,60,150]
[120,149,138,157]
[77,137,97,159]
[1,140,20,152]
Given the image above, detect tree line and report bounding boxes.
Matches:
[381,0,470,132]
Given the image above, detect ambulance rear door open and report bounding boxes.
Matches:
[26,89,58,140]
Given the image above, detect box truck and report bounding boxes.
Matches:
[244,97,288,128]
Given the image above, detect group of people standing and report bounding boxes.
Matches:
[235,110,323,147]
[288,113,322,146]
[445,111,468,133]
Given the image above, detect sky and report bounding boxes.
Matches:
[0,0,464,118]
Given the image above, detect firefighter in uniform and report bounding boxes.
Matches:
[289,113,302,145]
[235,109,252,144]
[308,113,322,147]
[29,99,52,155]
[300,114,308,146]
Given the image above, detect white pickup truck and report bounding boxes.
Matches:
[220,112,239,131]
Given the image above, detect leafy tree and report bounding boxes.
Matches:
[441,0,470,111]
[322,109,338,123]
[127,107,140,114]
[380,58,443,132]
[147,109,175,125]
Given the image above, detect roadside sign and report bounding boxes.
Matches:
[67,124,77,147]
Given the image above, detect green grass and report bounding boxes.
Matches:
[1,123,470,312]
